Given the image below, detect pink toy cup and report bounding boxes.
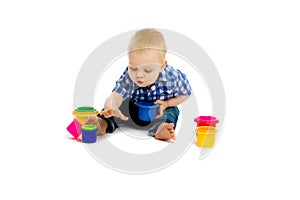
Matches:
[198,116,217,120]
[66,119,82,138]
[194,116,219,127]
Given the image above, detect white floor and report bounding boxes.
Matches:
[67,123,216,160]
[104,126,172,154]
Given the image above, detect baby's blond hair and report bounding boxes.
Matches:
[128,28,167,62]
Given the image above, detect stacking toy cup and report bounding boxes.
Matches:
[194,116,219,127]
[72,106,99,124]
[81,125,97,143]
[196,126,217,148]
[136,102,159,122]
[66,119,82,138]
[194,116,219,148]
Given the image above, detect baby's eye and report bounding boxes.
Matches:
[144,69,153,73]
[129,67,137,71]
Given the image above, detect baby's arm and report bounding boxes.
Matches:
[155,95,189,109]
[100,92,128,121]
[104,92,123,109]
[154,95,189,118]
[164,95,189,108]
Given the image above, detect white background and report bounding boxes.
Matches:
[1,0,299,199]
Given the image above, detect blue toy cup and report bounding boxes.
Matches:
[136,101,159,122]
[81,125,97,143]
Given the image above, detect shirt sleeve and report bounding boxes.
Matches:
[112,67,132,99]
[176,69,192,96]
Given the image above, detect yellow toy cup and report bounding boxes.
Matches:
[72,106,99,125]
[196,127,217,148]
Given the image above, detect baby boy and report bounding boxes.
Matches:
[85,28,192,140]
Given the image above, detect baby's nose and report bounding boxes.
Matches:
[136,71,144,78]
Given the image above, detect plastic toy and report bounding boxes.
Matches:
[66,118,82,138]
[194,116,219,148]
[194,116,219,127]
[136,101,159,121]
[75,106,96,112]
[72,106,99,124]
[196,126,217,148]
[81,125,98,143]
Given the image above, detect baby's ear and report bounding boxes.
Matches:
[160,60,167,72]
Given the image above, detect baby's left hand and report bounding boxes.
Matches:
[154,100,168,118]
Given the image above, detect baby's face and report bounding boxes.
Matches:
[128,50,165,87]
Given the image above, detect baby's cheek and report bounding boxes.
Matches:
[128,72,135,81]
[149,72,159,81]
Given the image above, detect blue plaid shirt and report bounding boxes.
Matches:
[112,64,192,102]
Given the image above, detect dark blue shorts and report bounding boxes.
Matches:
[97,98,180,137]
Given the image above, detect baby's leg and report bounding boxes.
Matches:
[85,114,108,135]
[148,106,179,139]
[155,123,176,140]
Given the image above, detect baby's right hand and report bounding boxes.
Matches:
[100,108,129,121]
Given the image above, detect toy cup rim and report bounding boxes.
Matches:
[81,125,98,131]
[136,102,159,109]
[75,106,96,112]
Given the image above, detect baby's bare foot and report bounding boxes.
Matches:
[84,114,108,136]
[155,123,176,140]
